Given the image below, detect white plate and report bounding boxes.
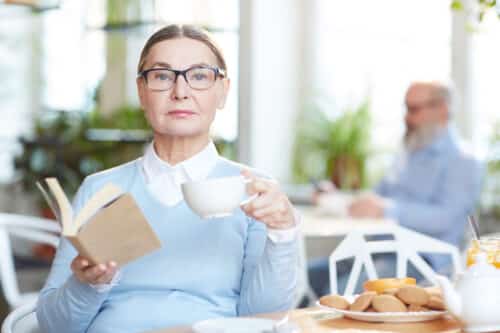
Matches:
[192,317,300,333]
[316,297,446,323]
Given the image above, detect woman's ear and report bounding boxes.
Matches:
[137,77,146,108]
[216,78,230,109]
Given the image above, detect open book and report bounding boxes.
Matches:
[37,178,161,266]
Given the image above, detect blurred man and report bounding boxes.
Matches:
[308,81,483,297]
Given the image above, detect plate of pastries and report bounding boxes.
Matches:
[317,278,447,322]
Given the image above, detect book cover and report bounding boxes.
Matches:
[37,178,162,266]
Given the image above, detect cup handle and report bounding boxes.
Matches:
[240,177,258,206]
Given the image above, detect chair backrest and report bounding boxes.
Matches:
[1,299,39,333]
[329,224,462,296]
[0,214,60,309]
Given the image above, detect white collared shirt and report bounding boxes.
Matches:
[141,141,299,243]
[142,141,219,206]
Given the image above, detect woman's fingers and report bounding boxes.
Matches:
[93,262,118,284]
[246,178,269,196]
[83,264,107,282]
[71,256,118,284]
[252,196,286,219]
[260,212,289,228]
[240,171,295,230]
[241,191,276,214]
[71,255,90,271]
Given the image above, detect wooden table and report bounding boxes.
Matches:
[148,307,464,333]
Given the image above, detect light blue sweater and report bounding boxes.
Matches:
[36,157,298,333]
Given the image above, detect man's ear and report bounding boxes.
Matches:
[216,78,230,109]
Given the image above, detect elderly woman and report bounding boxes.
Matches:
[36,24,299,333]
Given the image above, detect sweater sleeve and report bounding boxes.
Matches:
[237,218,299,315]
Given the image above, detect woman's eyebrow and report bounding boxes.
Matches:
[150,61,172,68]
[189,62,212,68]
[147,62,215,70]
[145,61,214,69]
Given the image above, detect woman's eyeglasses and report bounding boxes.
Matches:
[138,66,226,91]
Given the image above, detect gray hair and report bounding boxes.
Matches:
[137,24,227,75]
[431,81,457,116]
[409,80,458,117]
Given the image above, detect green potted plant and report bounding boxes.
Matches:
[14,106,151,203]
[292,100,371,190]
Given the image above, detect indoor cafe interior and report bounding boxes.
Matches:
[1,0,500,332]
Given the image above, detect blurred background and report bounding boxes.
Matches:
[1,0,500,321]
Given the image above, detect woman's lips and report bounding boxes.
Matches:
[167,110,197,118]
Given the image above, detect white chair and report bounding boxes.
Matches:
[293,233,317,307]
[329,224,462,296]
[0,213,60,309]
[1,299,40,333]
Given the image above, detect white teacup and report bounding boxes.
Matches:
[181,176,255,219]
[316,192,355,217]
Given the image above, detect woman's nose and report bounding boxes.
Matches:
[171,75,190,100]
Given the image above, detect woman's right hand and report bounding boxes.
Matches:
[71,255,118,285]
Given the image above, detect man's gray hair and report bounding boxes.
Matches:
[430,80,457,117]
[410,79,458,117]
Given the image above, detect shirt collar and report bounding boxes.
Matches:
[142,141,219,183]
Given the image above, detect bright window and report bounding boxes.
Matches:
[0,6,36,182]
[311,0,452,177]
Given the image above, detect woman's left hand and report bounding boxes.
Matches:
[240,170,296,230]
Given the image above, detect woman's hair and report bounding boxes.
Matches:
[137,24,227,75]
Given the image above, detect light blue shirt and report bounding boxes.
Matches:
[36,157,298,333]
[376,127,483,269]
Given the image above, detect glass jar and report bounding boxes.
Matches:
[466,237,500,268]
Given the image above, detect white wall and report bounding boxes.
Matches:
[238,0,308,182]
[451,6,475,142]
[450,2,500,154]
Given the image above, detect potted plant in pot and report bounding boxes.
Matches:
[292,100,371,190]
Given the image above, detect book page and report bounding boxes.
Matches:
[36,180,61,222]
[45,178,74,235]
[73,183,124,232]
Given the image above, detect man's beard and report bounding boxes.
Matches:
[404,123,442,152]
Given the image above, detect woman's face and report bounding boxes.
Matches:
[137,38,229,139]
